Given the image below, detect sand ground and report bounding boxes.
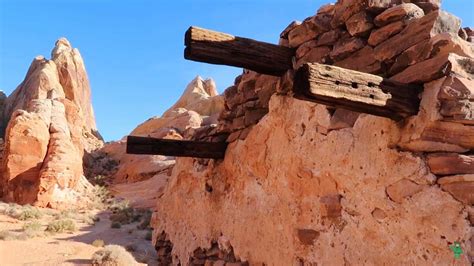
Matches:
[0,177,164,266]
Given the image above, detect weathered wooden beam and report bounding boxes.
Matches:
[293,63,422,121]
[126,136,228,159]
[184,26,294,76]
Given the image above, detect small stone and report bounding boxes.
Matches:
[368,21,405,46]
[331,0,367,28]
[295,46,332,69]
[288,17,320,48]
[334,46,382,74]
[330,37,365,61]
[296,40,319,59]
[374,3,424,27]
[296,229,320,245]
[386,179,424,203]
[346,11,374,37]
[317,29,341,46]
[280,21,302,39]
[409,0,441,14]
[371,208,387,221]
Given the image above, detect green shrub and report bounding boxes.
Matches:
[7,205,43,221]
[91,245,138,266]
[46,219,77,233]
[23,221,44,238]
[23,220,43,231]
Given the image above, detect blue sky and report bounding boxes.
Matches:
[0,1,472,141]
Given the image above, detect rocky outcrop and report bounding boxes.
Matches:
[0,39,103,208]
[148,0,473,264]
[99,76,224,184]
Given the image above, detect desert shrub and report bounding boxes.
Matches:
[23,221,44,238]
[91,245,138,266]
[82,213,100,225]
[92,239,105,247]
[6,205,43,221]
[18,207,43,220]
[86,185,110,210]
[46,219,77,233]
[109,200,139,225]
[54,209,75,220]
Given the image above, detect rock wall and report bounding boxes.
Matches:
[0,38,103,208]
[150,0,473,264]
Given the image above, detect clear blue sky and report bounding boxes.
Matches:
[0,1,472,141]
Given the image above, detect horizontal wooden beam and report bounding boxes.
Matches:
[126,136,228,159]
[293,63,422,121]
[184,26,294,76]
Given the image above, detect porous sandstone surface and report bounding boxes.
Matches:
[0,38,103,208]
[154,95,470,265]
[148,0,473,264]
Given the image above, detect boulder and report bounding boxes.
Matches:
[346,11,374,37]
[330,37,366,61]
[373,3,424,27]
[368,21,405,46]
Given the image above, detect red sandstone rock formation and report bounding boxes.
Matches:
[145,0,473,264]
[0,38,103,208]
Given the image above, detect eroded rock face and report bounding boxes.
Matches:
[148,0,473,264]
[101,76,225,183]
[0,39,102,208]
[153,96,470,265]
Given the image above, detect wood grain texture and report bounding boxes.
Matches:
[184,26,294,76]
[126,136,228,159]
[293,63,422,121]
